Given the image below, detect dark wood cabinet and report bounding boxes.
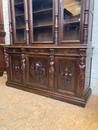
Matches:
[4,0,94,106]
[0,0,5,76]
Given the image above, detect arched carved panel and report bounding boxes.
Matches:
[55,57,76,94]
[27,56,49,89]
[11,55,23,83]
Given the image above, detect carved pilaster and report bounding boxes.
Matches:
[49,49,55,88]
[21,53,26,71]
[9,0,13,44]
[77,49,86,97]
[25,0,29,45]
[4,49,9,68]
[54,0,59,45]
[83,10,89,43]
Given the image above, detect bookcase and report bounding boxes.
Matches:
[4,0,94,106]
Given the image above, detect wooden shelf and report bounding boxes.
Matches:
[15,13,24,17]
[16,26,25,30]
[33,41,53,43]
[33,24,53,28]
[15,2,24,6]
[33,8,52,14]
[64,17,80,25]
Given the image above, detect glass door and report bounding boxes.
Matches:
[12,0,27,44]
[60,0,81,42]
[29,0,54,44]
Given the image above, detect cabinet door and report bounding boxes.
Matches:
[59,0,81,43]
[29,0,54,44]
[10,0,28,44]
[55,57,77,95]
[10,55,23,83]
[26,55,49,90]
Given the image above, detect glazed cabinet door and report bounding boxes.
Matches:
[9,54,23,83]
[26,55,50,90]
[55,57,78,95]
[10,0,29,44]
[28,0,55,44]
[59,0,82,43]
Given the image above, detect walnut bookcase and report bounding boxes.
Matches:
[4,0,94,106]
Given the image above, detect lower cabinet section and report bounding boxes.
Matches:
[5,47,92,107]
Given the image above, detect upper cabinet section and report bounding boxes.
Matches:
[10,0,29,44]
[60,0,81,43]
[9,0,92,45]
[29,0,54,44]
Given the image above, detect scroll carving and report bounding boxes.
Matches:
[30,61,47,86]
[61,67,72,86]
[30,62,45,77]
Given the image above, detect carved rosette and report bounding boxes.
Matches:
[4,49,9,68]
[21,54,26,71]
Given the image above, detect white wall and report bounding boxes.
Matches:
[91,0,98,95]
[2,0,98,95]
[2,0,10,44]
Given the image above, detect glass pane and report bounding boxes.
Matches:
[63,0,81,41]
[14,0,26,42]
[32,0,53,42]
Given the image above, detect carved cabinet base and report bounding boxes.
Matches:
[5,47,92,107]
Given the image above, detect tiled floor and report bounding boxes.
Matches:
[0,74,98,130]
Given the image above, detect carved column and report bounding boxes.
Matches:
[24,0,29,45]
[77,49,86,97]
[9,0,13,44]
[54,0,59,45]
[49,49,55,89]
[4,49,9,68]
[21,49,26,82]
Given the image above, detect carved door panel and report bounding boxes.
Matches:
[10,55,23,83]
[26,55,49,90]
[55,57,77,95]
